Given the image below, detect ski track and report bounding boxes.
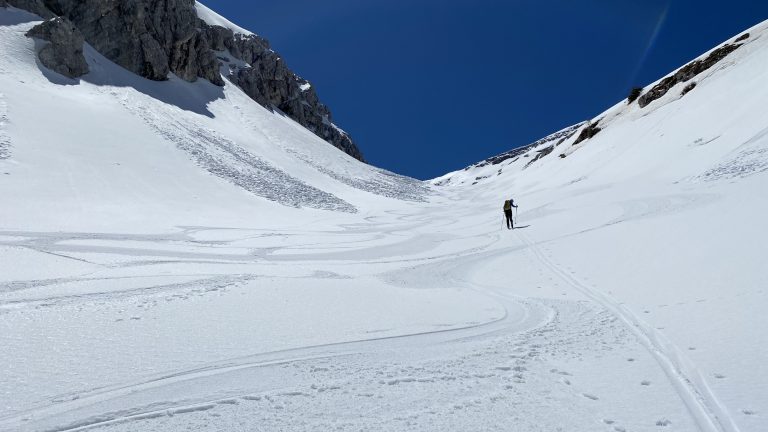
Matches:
[0,92,10,160]
[0,218,702,432]
[517,230,740,432]
[2,8,766,432]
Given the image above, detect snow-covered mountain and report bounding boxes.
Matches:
[434,26,764,189]
[0,3,428,231]
[1,2,767,432]
[0,0,364,160]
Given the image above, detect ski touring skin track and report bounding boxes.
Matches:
[516,231,741,432]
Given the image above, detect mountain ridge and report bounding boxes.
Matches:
[434,20,764,186]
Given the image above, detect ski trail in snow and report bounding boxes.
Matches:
[517,231,741,432]
[0,295,551,432]
[0,92,10,159]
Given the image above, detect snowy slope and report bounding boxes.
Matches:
[195,1,253,36]
[433,19,768,432]
[1,4,768,432]
[0,7,427,231]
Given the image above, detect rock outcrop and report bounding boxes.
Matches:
[200,20,364,161]
[638,34,748,108]
[572,120,602,146]
[25,16,88,78]
[2,0,364,160]
[40,0,223,86]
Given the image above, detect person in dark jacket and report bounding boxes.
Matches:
[503,198,518,229]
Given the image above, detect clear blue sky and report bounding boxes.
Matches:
[202,0,768,180]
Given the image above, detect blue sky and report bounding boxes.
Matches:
[203,0,768,180]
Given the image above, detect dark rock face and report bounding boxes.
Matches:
[627,87,643,104]
[524,144,555,168]
[734,32,750,43]
[680,82,697,96]
[638,38,746,108]
[41,0,224,86]
[572,120,602,146]
[26,16,88,78]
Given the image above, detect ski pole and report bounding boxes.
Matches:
[515,207,518,225]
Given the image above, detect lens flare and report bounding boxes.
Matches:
[628,1,670,90]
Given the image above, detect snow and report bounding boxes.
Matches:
[1,5,768,432]
[194,2,253,36]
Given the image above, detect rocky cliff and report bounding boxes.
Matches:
[1,0,364,161]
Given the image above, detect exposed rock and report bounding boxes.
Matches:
[226,31,364,161]
[572,120,602,146]
[469,123,583,169]
[200,19,236,52]
[2,0,55,19]
[26,16,88,78]
[627,87,643,104]
[525,144,555,168]
[41,0,223,85]
[734,32,750,43]
[638,41,743,108]
[680,82,697,96]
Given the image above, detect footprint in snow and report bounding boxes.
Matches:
[714,373,726,379]
[655,419,672,427]
[602,419,614,425]
[641,380,651,386]
[582,393,599,401]
[741,409,756,415]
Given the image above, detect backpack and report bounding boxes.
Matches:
[503,200,512,211]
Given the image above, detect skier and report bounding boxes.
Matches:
[503,198,518,230]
